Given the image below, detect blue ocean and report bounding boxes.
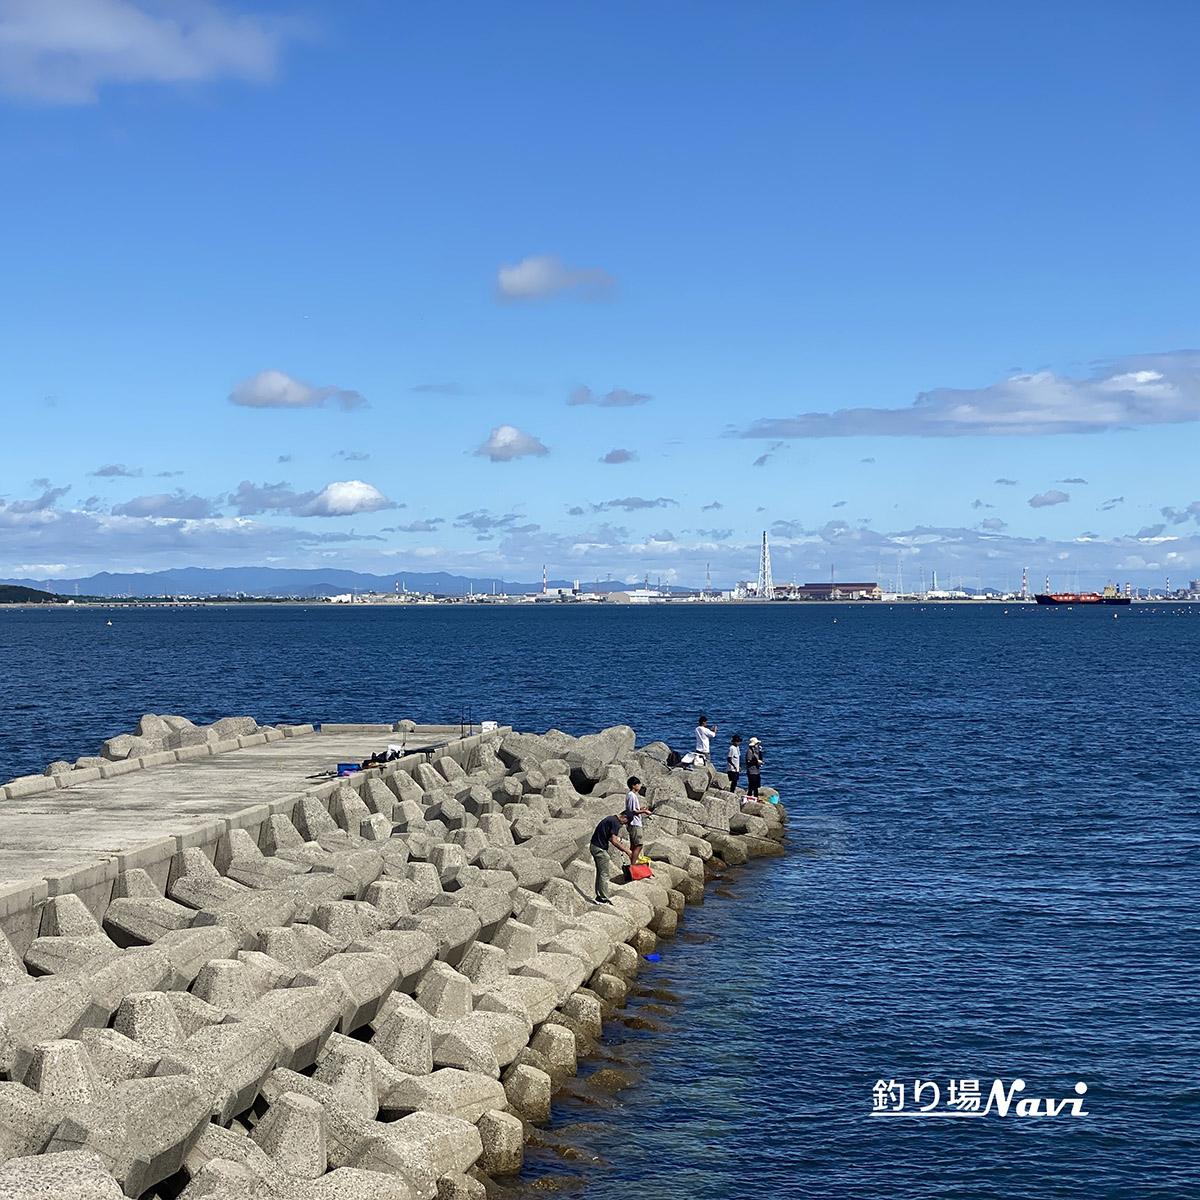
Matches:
[1,603,1197,1198]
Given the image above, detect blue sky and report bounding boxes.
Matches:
[2,0,1200,589]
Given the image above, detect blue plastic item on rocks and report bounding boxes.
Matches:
[337,763,359,776]
[645,953,661,962]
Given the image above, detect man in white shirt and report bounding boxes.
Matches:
[694,714,717,763]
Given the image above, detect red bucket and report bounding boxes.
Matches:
[626,863,653,881]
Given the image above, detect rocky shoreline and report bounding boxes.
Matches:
[0,719,786,1199]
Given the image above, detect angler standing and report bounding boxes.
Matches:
[746,736,764,798]
[589,810,634,905]
[726,734,742,791]
[624,777,650,861]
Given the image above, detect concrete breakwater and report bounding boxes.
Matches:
[0,717,785,1199]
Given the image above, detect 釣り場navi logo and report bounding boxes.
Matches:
[871,1078,1090,1117]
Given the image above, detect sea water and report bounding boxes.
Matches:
[1,603,1197,1197]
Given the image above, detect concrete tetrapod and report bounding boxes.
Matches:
[0,721,786,1196]
[0,1150,125,1199]
[44,1072,212,1196]
[251,1090,329,1180]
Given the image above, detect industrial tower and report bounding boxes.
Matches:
[757,531,774,600]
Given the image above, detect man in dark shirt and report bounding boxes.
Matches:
[590,811,633,905]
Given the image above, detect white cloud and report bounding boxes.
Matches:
[752,440,784,468]
[475,425,549,462]
[591,497,677,512]
[229,479,395,518]
[295,480,392,517]
[9,497,1178,589]
[741,350,1200,438]
[13,562,68,576]
[454,510,537,538]
[90,463,141,477]
[0,0,293,104]
[495,254,614,303]
[6,486,70,513]
[386,518,444,533]
[1029,490,1069,508]
[111,490,216,518]
[228,369,365,411]
[0,497,370,576]
[569,386,651,407]
[228,480,313,516]
[1160,502,1200,525]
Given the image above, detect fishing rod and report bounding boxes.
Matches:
[643,810,785,847]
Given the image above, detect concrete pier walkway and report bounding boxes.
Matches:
[0,724,464,948]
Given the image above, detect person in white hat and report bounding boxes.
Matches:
[746,736,763,798]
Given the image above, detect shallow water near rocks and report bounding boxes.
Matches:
[1,603,1197,1197]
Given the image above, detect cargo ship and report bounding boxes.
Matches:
[1034,583,1130,606]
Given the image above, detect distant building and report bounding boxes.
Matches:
[606,588,669,604]
[325,591,424,604]
[792,581,882,601]
[531,581,602,602]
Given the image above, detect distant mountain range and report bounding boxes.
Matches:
[0,567,583,599]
